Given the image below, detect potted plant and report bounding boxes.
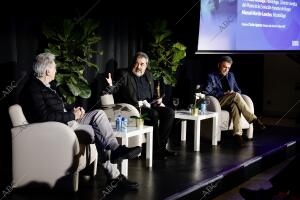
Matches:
[130,103,150,128]
[191,92,206,116]
[42,18,102,104]
[130,113,149,129]
[147,20,187,99]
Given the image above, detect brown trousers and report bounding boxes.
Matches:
[218,93,256,135]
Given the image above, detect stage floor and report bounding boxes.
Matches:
[6,125,300,200]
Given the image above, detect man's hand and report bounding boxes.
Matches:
[105,73,113,86]
[73,107,85,120]
[224,90,234,95]
[142,100,151,108]
[155,98,165,107]
[156,97,163,105]
[79,107,85,117]
[159,102,165,107]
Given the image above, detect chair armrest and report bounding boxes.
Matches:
[241,94,254,113]
[102,103,140,126]
[11,121,80,188]
[101,94,114,106]
[206,96,222,114]
[9,104,28,126]
[116,103,140,116]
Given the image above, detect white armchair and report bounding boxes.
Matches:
[8,104,98,192]
[206,94,254,142]
[100,94,145,147]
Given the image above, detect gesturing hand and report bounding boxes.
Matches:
[73,108,82,120]
[73,107,85,120]
[79,107,85,117]
[106,73,113,86]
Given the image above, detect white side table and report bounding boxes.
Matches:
[114,125,153,177]
[175,110,218,151]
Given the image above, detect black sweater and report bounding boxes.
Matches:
[20,76,75,124]
[105,70,155,107]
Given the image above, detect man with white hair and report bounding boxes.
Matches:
[20,52,141,190]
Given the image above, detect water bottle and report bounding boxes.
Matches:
[200,103,206,115]
[121,117,128,132]
[116,115,122,131]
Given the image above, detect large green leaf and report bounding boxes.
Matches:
[173,42,187,50]
[58,86,76,104]
[55,74,65,86]
[66,96,76,105]
[67,75,91,98]
[77,57,99,70]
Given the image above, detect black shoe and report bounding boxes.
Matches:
[111,145,142,164]
[239,188,274,200]
[242,135,251,142]
[233,134,245,147]
[163,149,179,157]
[108,174,138,190]
[252,118,266,131]
[139,143,146,159]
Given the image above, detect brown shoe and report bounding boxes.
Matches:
[233,135,245,147]
[252,118,266,131]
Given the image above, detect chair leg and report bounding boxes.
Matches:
[217,129,221,142]
[91,159,98,177]
[72,172,79,192]
[246,124,254,139]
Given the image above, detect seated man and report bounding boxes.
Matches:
[20,52,141,190]
[203,56,266,146]
[104,52,176,160]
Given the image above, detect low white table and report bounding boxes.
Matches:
[175,110,218,151]
[114,125,153,177]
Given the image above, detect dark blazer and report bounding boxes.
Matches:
[204,72,241,98]
[105,70,155,106]
[20,75,75,124]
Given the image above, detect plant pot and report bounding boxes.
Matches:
[136,118,144,129]
[191,108,199,116]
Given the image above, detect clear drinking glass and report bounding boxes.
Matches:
[204,97,210,113]
[188,104,194,114]
[173,98,179,111]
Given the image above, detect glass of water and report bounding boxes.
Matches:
[173,98,179,111]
